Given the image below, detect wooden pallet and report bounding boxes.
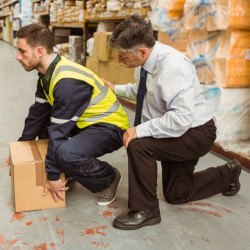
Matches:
[212,143,250,170]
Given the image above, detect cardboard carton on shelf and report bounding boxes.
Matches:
[108,62,120,84]
[69,35,83,45]
[86,56,99,75]
[97,32,112,62]
[93,32,99,59]
[99,60,109,80]
[9,140,65,212]
[118,64,135,85]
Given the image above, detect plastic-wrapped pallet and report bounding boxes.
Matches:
[184,0,250,31]
[148,6,183,37]
[21,0,32,26]
[203,85,250,155]
[158,29,188,52]
[149,2,189,53]
[166,0,186,11]
[186,30,250,87]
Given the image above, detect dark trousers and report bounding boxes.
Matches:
[127,120,231,211]
[39,123,124,193]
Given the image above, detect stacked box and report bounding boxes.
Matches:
[93,32,112,61]
[54,42,69,56]
[148,3,187,52]
[69,35,84,64]
[86,58,135,85]
[90,31,135,83]
[184,0,250,31]
[166,0,186,11]
[158,29,188,52]
[186,29,250,87]
[86,56,99,75]
[54,28,70,45]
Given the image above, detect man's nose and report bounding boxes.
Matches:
[16,52,21,61]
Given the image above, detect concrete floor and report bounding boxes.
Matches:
[0,40,250,250]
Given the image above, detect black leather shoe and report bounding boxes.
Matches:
[113,210,161,230]
[223,159,242,196]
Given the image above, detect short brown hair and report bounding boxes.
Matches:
[108,15,155,52]
[17,24,54,54]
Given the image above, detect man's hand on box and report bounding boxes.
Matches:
[6,157,11,176]
[43,179,69,202]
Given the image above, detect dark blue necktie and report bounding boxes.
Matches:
[134,68,147,126]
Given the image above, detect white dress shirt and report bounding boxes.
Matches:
[115,41,213,138]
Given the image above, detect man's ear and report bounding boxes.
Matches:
[138,47,148,58]
[35,47,45,58]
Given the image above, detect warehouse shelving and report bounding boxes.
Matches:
[0,0,20,43]
[50,22,83,28]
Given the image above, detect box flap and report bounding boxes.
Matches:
[9,140,48,165]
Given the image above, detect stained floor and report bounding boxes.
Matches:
[0,40,250,250]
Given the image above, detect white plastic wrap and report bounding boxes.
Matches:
[184,0,250,31]
[87,37,94,56]
[203,85,250,146]
[148,5,183,41]
[186,30,250,87]
[21,0,32,26]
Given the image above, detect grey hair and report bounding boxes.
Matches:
[108,15,155,52]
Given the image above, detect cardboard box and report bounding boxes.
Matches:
[97,32,112,61]
[99,61,109,80]
[54,28,71,37]
[86,56,99,75]
[93,32,99,59]
[69,35,83,45]
[158,29,188,52]
[9,140,65,212]
[110,49,119,63]
[119,65,135,84]
[69,44,83,54]
[108,62,120,84]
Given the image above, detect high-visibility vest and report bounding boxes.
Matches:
[41,56,129,130]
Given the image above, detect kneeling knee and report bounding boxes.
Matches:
[127,138,145,154]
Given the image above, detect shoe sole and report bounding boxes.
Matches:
[96,174,122,206]
[113,216,161,230]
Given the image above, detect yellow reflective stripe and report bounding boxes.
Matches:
[52,65,95,85]
[53,71,96,89]
[52,64,104,91]
[35,97,49,103]
[40,79,52,105]
[81,99,120,122]
[51,116,80,124]
[77,104,129,130]
[88,84,109,107]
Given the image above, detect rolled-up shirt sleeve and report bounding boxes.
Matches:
[114,66,140,101]
[136,59,196,139]
[114,83,137,101]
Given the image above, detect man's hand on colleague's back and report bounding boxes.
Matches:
[102,78,115,92]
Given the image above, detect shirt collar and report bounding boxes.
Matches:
[38,53,61,82]
[142,41,160,74]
